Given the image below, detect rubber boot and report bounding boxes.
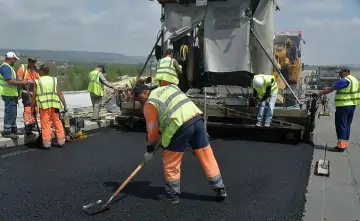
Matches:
[215,188,227,201]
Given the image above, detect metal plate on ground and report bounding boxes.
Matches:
[314,159,330,177]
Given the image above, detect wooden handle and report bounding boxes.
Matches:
[110,140,161,200]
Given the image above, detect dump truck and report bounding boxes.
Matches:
[115,0,330,143]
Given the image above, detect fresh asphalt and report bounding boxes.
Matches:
[0,127,313,221]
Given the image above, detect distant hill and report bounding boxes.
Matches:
[0,49,146,64]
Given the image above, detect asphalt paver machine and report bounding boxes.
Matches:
[115,0,329,143]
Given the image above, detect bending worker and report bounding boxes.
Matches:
[316,66,359,152]
[0,52,30,139]
[133,84,227,204]
[31,64,67,149]
[154,49,182,86]
[252,74,278,127]
[87,65,115,122]
[17,57,39,135]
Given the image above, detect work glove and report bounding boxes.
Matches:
[144,152,153,163]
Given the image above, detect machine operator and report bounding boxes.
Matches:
[316,66,360,152]
[252,74,278,127]
[154,49,182,87]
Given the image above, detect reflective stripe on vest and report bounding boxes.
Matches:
[35,76,62,109]
[128,77,138,88]
[146,84,202,147]
[253,74,278,98]
[0,62,18,96]
[87,70,104,96]
[335,75,360,107]
[154,57,179,85]
[20,64,38,95]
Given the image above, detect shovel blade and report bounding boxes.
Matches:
[82,200,109,215]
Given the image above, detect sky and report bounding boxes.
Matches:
[0,0,358,65]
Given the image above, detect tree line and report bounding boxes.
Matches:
[12,62,155,91]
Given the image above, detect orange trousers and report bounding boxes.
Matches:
[39,108,65,148]
[23,106,38,125]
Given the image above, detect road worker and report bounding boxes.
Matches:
[126,76,152,88]
[87,65,115,122]
[154,49,182,86]
[17,57,39,135]
[132,84,227,204]
[316,66,359,152]
[0,52,30,139]
[252,74,278,127]
[31,64,67,149]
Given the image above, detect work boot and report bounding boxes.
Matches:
[13,131,24,135]
[264,122,271,127]
[256,121,262,127]
[328,146,345,152]
[215,188,227,201]
[157,193,180,204]
[2,133,19,139]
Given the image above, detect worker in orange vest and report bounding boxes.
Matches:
[17,57,39,135]
[31,64,67,149]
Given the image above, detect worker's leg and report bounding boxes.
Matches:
[51,108,66,147]
[334,106,349,150]
[256,100,266,126]
[344,106,356,147]
[189,119,227,200]
[162,124,195,203]
[23,106,34,134]
[264,94,277,127]
[90,93,102,120]
[39,108,52,148]
[2,96,20,139]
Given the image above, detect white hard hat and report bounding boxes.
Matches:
[5,52,19,60]
[253,75,264,88]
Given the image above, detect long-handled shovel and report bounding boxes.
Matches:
[82,139,161,215]
[25,87,43,147]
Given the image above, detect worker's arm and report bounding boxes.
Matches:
[260,82,273,101]
[318,78,349,96]
[99,73,114,88]
[1,65,28,86]
[143,102,159,152]
[31,84,37,114]
[56,86,67,110]
[173,59,183,75]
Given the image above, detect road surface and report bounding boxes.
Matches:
[0,127,312,221]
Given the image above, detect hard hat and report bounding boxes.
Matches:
[253,75,264,88]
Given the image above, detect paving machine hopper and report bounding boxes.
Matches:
[115,0,329,143]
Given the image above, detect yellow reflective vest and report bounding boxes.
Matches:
[146,84,202,147]
[88,70,104,96]
[0,62,18,96]
[253,74,278,99]
[35,76,62,109]
[335,75,360,107]
[154,56,179,85]
[127,76,139,88]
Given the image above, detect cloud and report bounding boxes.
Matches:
[302,17,360,28]
[0,0,161,56]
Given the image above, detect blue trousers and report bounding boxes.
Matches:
[335,105,356,142]
[2,96,18,134]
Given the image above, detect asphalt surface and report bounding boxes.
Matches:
[0,127,313,221]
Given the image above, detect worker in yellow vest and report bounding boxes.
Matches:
[132,84,227,204]
[87,65,114,122]
[154,49,182,87]
[252,74,278,127]
[0,52,30,139]
[31,64,67,149]
[17,57,40,135]
[316,66,360,152]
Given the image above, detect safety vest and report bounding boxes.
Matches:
[146,84,202,147]
[154,56,179,85]
[0,62,18,96]
[87,70,104,96]
[335,75,360,107]
[35,76,62,109]
[253,74,278,98]
[127,77,139,88]
[20,64,39,95]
